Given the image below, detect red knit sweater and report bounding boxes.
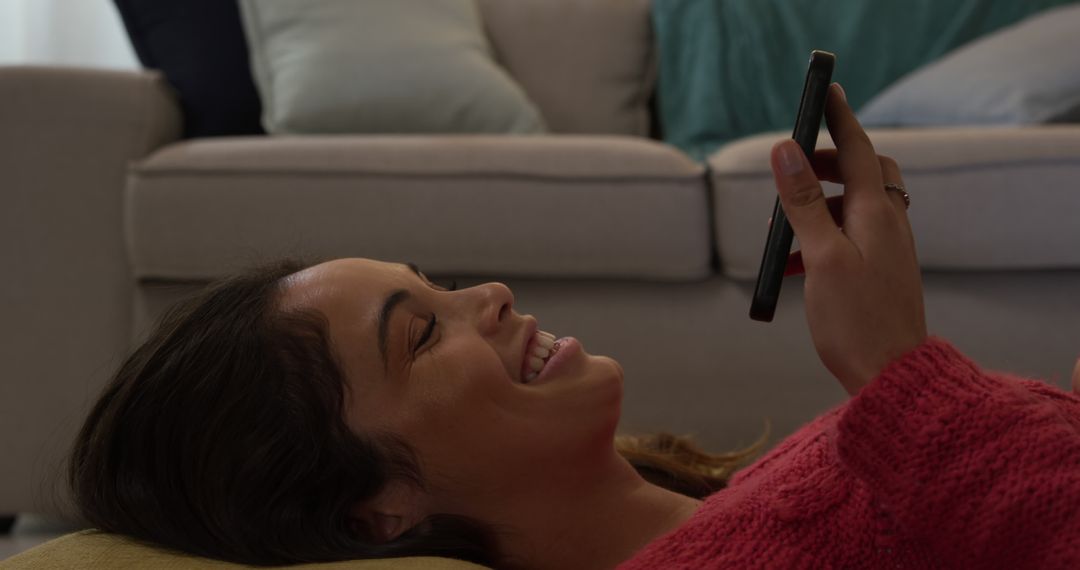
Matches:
[617,338,1080,569]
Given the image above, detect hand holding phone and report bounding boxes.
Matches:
[766,83,927,395]
[750,50,834,322]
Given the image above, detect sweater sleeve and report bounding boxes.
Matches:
[836,337,1080,568]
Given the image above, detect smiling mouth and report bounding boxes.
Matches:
[522,330,558,383]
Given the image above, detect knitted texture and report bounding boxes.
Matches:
[617,337,1080,569]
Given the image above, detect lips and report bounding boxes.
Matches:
[528,337,577,386]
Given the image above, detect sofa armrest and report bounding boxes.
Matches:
[0,66,182,517]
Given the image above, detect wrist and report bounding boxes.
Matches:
[843,334,930,396]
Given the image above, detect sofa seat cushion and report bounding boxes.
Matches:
[3,530,489,569]
[127,135,708,281]
[708,126,1080,280]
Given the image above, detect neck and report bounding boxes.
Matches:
[491,452,704,570]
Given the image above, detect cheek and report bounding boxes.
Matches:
[393,352,524,482]
[428,340,514,397]
[397,352,625,494]
[399,342,515,433]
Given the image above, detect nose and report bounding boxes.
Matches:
[472,282,514,336]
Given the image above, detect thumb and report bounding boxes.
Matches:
[770,140,842,256]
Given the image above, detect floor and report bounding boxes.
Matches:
[0,514,83,561]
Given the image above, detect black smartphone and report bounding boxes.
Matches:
[749,50,835,322]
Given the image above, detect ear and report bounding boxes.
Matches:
[350,481,426,543]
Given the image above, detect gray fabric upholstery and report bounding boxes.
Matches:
[0,67,182,515]
[126,135,709,281]
[477,0,655,136]
[709,126,1080,280]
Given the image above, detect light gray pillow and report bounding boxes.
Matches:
[859,3,1080,127]
[238,0,547,135]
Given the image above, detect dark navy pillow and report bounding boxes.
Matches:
[114,0,264,138]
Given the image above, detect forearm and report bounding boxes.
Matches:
[836,338,1080,568]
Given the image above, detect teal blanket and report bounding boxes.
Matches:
[652,0,1079,160]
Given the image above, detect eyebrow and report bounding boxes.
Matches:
[377,263,426,371]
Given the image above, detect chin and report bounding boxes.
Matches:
[587,355,625,408]
[592,354,624,382]
[607,356,625,379]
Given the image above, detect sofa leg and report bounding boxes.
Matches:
[0,515,15,534]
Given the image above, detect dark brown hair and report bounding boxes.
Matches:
[69,260,765,567]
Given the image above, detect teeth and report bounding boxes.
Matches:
[523,330,556,384]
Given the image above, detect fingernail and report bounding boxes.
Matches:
[778,141,804,176]
[834,83,847,103]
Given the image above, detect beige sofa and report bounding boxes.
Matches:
[3,0,1080,527]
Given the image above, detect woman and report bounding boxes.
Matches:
[68,85,1080,569]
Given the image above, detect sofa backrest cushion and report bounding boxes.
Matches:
[477,0,656,136]
[239,0,546,135]
[114,0,264,138]
[859,4,1080,127]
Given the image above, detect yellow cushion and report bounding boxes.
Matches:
[2,530,492,569]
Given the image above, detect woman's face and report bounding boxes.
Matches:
[280,258,625,521]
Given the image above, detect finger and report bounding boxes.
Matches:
[876,155,919,251]
[810,149,842,182]
[770,139,847,258]
[785,250,804,276]
[825,194,844,226]
[878,155,909,214]
[772,196,843,277]
[824,83,888,206]
[812,150,901,190]
[769,195,844,228]
[815,153,907,245]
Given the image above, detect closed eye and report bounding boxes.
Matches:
[406,263,456,355]
[415,314,437,353]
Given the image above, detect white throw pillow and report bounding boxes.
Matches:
[859,3,1080,127]
[239,0,547,135]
